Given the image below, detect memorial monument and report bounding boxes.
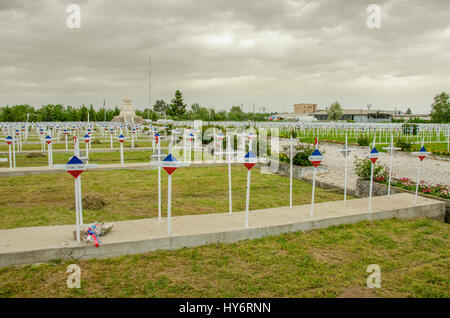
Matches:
[112,97,144,124]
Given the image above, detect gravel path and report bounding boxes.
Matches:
[277,138,450,192]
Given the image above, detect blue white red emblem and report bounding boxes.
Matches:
[83,134,91,143]
[65,155,85,179]
[117,134,126,143]
[368,147,379,164]
[45,135,52,144]
[5,136,13,145]
[244,151,257,170]
[413,146,430,162]
[154,132,160,144]
[162,153,179,175]
[308,149,323,167]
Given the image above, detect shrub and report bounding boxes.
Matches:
[395,138,412,151]
[357,135,370,146]
[354,158,388,181]
[292,145,315,167]
[401,123,418,135]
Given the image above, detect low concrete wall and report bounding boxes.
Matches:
[269,160,328,178]
[355,179,450,222]
[0,200,444,268]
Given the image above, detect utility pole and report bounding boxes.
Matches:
[148,55,152,120]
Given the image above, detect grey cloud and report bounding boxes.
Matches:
[0,0,449,113]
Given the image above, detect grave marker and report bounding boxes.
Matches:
[54,156,98,242]
[366,138,379,212]
[161,153,189,235]
[339,133,356,203]
[117,134,128,165]
[5,136,13,169]
[243,151,257,227]
[382,133,401,196]
[308,142,323,218]
[412,142,431,204]
[45,135,53,167]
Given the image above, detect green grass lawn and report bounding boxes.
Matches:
[0,150,156,167]
[0,218,448,298]
[0,166,347,229]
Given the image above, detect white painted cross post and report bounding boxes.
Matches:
[339,133,355,203]
[161,153,189,235]
[5,136,14,169]
[109,128,114,150]
[117,134,128,166]
[131,128,136,149]
[382,133,401,196]
[45,135,53,167]
[367,137,379,212]
[290,135,293,208]
[54,156,98,242]
[63,129,69,151]
[83,134,91,162]
[215,134,238,215]
[412,141,431,204]
[243,151,257,227]
[149,132,164,221]
[308,140,323,218]
[187,132,194,163]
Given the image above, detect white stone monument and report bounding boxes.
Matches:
[112,97,144,124]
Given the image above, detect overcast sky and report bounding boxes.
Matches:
[0,0,449,114]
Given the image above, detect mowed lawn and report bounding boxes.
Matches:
[0,149,155,167]
[0,218,448,297]
[0,166,347,229]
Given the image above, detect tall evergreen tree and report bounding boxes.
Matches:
[167,90,187,118]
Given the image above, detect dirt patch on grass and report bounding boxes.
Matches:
[91,140,102,145]
[337,287,376,298]
[311,248,353,264]
[26,152,46,158]
[71,193,107,210]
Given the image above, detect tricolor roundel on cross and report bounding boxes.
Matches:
[162,153,178,175]
[65,155,85,179]
[244,151,256,170]
[308,148,323,167]
[413,146,431,162]
[45,135,52,144]
[368,147,379,164]
[154,132,160,144]
[5,136,13,145]
[118,134,126,143]
[83,134,91,143]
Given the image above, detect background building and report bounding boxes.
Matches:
[293,103,317,114]
[309,109,396,123]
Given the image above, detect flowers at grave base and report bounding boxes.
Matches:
[383,177,450,200]
[375,176,385,182]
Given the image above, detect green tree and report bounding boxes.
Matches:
[228,105,245,121]
[167,90,187,118]
[153,100,168,115]
[327,101,343,121]
[405,108,412,114]
[430,92,450,123]
[88,104,96,122]
[80,105,88,122]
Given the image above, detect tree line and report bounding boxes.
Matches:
[0,90,272,122]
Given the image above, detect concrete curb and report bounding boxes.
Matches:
[0,194,444,268]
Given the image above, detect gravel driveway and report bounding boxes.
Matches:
[277,138,450,192]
